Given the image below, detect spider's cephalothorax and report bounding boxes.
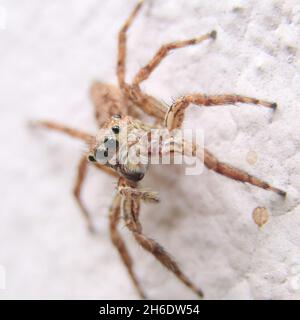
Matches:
[88,115,152,182]
[34,0,286,299]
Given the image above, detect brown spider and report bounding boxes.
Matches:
[33,0,286,299]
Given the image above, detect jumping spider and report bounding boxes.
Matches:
[34,0,286,298]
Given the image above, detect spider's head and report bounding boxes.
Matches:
[88,114,150,182]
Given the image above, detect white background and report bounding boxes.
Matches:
[0,0,300,299]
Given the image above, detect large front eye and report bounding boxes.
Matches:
[95,138,118,164]
[95,149,108,164]
[105,138,117,149]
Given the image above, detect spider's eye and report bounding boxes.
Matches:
[95,149,108,164]
[112,114,121,119]
[88,154,96,162]
[105,138,117,149]
[112,125,120,134]
[95,139,118,164]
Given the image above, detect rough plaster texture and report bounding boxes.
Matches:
[0,0,300,299]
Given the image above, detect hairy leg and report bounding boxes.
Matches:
[73,156,96,233]
[123,84,168,120]
[33,119,119,176]
[165,94,277,130]
[117,0,144,88]
[33,120,119,231]
[74,154,119,233]
[202,148,286,196]
[156,141,286,196]
[133,31,216,86]
[109,194,146,299]
[119,180,204,298]
[32,120,94,144]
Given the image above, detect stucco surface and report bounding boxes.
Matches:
[0,0,299,299]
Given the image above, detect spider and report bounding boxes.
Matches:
[33,0,286,299]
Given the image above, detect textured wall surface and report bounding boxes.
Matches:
[0,0,300,299]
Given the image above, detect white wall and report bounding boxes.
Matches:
[0,0,299,299]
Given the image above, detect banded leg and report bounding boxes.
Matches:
[119,180,204,298]
[202,148,286,196]
[132,31,216,86]
[109,194,146,299]
[157,141,286,196]
[117,0,144,88]
[165,94,277,130]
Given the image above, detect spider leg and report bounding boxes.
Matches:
[74,154,120,232]
[165,94,277,130]
[202,148,286,196]
[157,141,286,196]
[118,180,204,298]
[33,120,120,231]
[109,193,146,299]
[117,0,144,88]
[31,120,94,144]
[73,155,96,233]
[132,31,216,86]
[33,120,120,176]
[123,85,168,121]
